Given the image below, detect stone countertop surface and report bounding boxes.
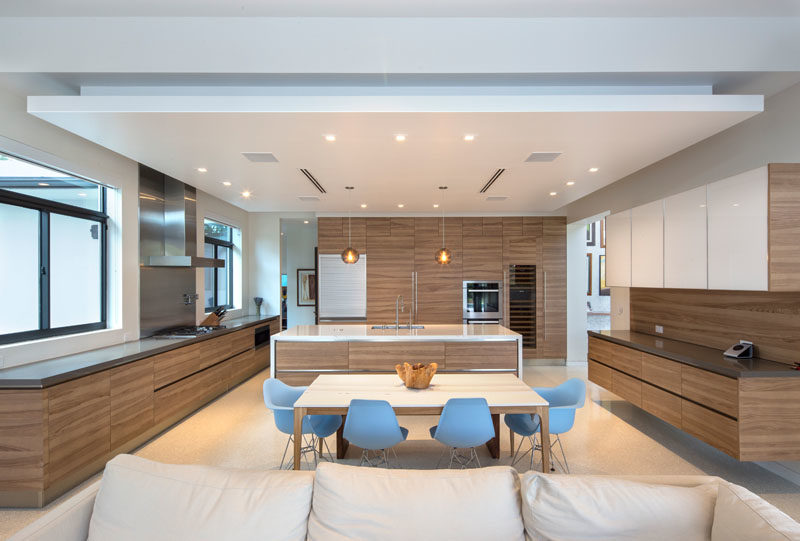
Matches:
[0,315,279,389]
[273,324,521,341]
[589,330,800,378]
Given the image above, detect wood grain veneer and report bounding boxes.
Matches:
[641,353,682,394]
[349,341,445,371]
[587,336,613,364]
[483,217,503,237]
[607,341,642,378]
[366,233,414,323]
[738,376,800,461]
[0,390,47,496]
[318,217,367,255]
[541,217,567,358]
[682,399,739,459]
[629,287,800,365]
[768,163,800,291]
[462,236,502,280]
[681,365,739,418]
[501,217,523,236]
[445,341,517,370]
[588,359,614,390]
[612,370,642,407]
[229,327,255,356]
[641,383,682,429]
[154,361,229,425]
[109,358,154,451]
[153,343,200,390]
[229,349,262,387]
[275,341,349,370]
[414,218,463,324]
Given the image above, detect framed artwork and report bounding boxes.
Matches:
[297,268,316,306]
[600,219,606,248]
[586,222,596,246]
[599,255,610,296]
[586,253,593,296]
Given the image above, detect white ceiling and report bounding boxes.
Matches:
[28,107,759,213]
[4,0,800,17]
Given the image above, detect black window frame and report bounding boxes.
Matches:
[0,186,108,346]
[204,220,235,312]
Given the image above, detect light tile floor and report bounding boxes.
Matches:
[2,364,799,538]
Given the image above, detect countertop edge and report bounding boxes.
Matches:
[0,315,280,390]
[271,335,521,342]
[588,331,798,378]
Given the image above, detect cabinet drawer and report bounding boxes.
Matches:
[641,353,682,394]
[229,328,254,356]
[588,359,614,390]
[608,343,642,378]
[612,370,642,407]
[445,341,516,370]
[682,399,739,459]
[197,333,234,370]
[350,341,445,371]
[229,349,259,386]
[154,361,229,425]
[587,337,613,364]
[642,383,681,429]
[110,358,154,451]
[682,365,738,418]
[153,343,200,389]
[275,342,349,370]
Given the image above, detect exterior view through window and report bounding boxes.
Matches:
[204,218,235,311]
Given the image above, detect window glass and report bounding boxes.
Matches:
[204,243,214,309]
[216,246,231,308]
[204,220,231,242]
[204,218,237,311]
[0,202,39,334]
[49,214,102,328]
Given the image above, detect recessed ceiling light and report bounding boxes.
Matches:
[241,191,251,198]
[700,204,706,208]
[324,134,336,142]
[38,182,49,186]
[222,181,232,186]
[395,134,406,142]
[549,191,558,196]
[360,203,367,208]
[77,192,87,197]
[303,220,309,224]
[566,180,576,186]
[588,167,599,173]
[397,203,404,208]
[733,203,740,207]
[280,232,284,236]
[464,134,475,142]
[433,204,439,208]
[197,167,207,173]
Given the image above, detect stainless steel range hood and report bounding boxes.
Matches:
[139,165,224,268]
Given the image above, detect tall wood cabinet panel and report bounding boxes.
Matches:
[540,217,566,358]
[631,200,664,288]
[768,163,800,291]
[367,230,414,323]
[605,210,631,287]
[462,236,502,280]
[317,217,367,256]
[664,186,707,289]
[414,217,463,324]
[0,390,47,502]
[110,358,154,451]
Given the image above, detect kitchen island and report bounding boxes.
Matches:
[270,324,523,386]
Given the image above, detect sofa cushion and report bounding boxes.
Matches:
[520,471,717,541]
[87,454,314,541]
[711,482,800,541]
[307,462,525,541]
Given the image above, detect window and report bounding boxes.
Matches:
[0,153,107,345]
[204,219,235,311]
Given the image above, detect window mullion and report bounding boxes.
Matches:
[39,211,50,330]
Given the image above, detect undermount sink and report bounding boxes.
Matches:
[371,324,425,330]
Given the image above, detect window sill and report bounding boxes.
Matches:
[0,327,127,369]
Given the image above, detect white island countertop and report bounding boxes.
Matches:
[273,324,521,342]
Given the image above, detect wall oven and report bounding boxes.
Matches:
[463,280,502,322]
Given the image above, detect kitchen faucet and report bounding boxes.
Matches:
[395,295,404,330]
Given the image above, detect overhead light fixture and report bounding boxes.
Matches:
[464,134,475,142]
[395,134,406,142]
[397,203,404,208]
[37,182,49,186]
[197,167,208,173]
[433,204,439,208]
[222,181,232,186]
[549,191,558,196]
[342,186,360,264]
[360,203,367,208]
[588,167,599,173]
[303,220,309,224]
[324,134,336,142]
[77,192,87,197]
[241,190,251,198]
[435,186,452,265]
[566,181,576,186]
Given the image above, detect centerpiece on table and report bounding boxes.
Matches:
[395,362,438,389]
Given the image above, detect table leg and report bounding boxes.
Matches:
[293,407,305,470]
[510,429,515,457]
[538,406,551,473]
[336,415,350,459]
[485,413,500,459]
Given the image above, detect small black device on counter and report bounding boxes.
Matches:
[724,340,754,359]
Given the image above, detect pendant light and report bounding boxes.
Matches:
[341,186,360,264]
[435,186,452,265]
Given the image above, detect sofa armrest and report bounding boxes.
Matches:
[8,480,100,541]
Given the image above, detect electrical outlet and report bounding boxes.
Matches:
[655,325,664,334]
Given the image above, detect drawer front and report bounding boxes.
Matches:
[445,341,517,371]
[275,342,349,370]
[608,343,642,378]
[682,365,738,418]
[641,382,681,428]
[681,399,739,459]
[110,358,154,451]
[153,343,200,389]
[229,328,254,356]
[587,337,613,364]
[612,370,642,407]
[197,333,234,371]
[229,349,259,386]
[349,341,445,371]
[588,359,614,390]
[641,353,682,394]
[154,362,229,425]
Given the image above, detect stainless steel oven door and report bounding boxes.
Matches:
[463,281,502,319]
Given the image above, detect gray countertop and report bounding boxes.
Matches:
[0,315,279,389]
[589,330,800,378]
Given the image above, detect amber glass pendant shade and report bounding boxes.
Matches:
[342,247,360,264]
[435,247,452,265]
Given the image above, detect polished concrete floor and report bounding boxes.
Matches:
[2,364,799,538]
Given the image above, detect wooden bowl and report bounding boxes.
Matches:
[395,362,438,389]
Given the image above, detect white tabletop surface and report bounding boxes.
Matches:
[294,373,547,409]
[274,324,521,341]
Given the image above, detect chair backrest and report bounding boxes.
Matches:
[433,398,494,448]
[263,378,306,435]
[534,378,586,409]
[344,399,405,451]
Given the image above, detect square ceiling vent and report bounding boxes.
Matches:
[525,152,562,163]
[242,152,279,163]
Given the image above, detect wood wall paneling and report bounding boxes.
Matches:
[109,358,154,451]
[738,376,800,461]
[0,390,47,496]
[681,399,739,459]
[629,287,800,365]
[275,341,349,370]
[349,341,445,370]
[768,163,800,291]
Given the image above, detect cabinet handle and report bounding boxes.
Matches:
[543,271,547,340]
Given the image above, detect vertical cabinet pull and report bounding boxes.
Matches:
[543,271,548,340]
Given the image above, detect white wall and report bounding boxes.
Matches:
[566,221,588,364]
[283,221,317,327]
[248,213,282,320]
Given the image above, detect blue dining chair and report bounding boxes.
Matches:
[430,398,495,469]
[504,378,586,473]
[263,378,342,469]
[344,399,409,467]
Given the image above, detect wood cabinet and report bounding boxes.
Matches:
[540,217,566,358]
[275,341,348,370]
[605,210,631,287]
[110,358,154,451]
[664,186,707,289]
[642,383,681,428]
[631,200,664,288]
[462,236,502,281]
[445,341,517,370]
[366,218,414,323]
[349,341,445,371]
[681,365,738,418]
[318,217,367,256]
[414,218,463,324]
[681,399,739,458]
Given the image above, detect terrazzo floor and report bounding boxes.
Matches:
[2,364,799,538]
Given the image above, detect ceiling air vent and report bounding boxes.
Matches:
[479,169,505,193]
[299,169,326,194]
[525,152,562,163]
[298,195,321,202]
[242,152,279,163]
[485,195,510,201]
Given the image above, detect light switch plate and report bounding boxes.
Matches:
[655,325,664,334]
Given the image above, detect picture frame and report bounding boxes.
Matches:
[586,222,596,246]
[297,268,316,306]
[586,253,593,296]
[599,255,610,296]
[600,219,606,248]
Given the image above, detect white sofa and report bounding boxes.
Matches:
[10,454,800,541]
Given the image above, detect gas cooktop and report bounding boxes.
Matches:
[153,325,225,339]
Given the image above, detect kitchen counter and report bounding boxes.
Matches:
[0,315,279,389]
[589,330,800,378]
[274,324,521,341]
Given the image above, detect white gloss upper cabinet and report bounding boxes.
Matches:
[605,210,631,287]
[664,186,707,289]
[631,200,664,288]
[707,167,768,291]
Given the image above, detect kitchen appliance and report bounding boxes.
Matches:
[153,325,224,339]
[507,265,536,349]
[463,280,502,322]
[254,325,271,349]
[464,319,500,325]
